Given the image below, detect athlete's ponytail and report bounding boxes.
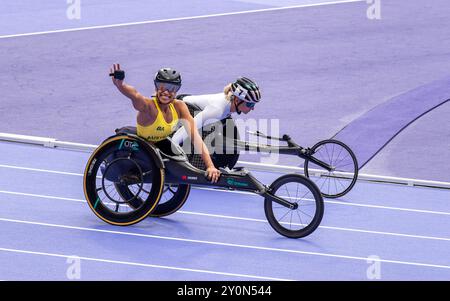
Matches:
[223,83,233,102]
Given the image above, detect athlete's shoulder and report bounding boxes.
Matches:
[146,96,157,109]
[173,99,187,108]
[172,99,189,115]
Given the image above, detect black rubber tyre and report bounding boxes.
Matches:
[83,135,165,225]
[264,174,324,238]
[115,183,191,217]
[151,184,191,217]
[304,139,358,198]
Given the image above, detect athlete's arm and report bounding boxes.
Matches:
[110,64,149,113]
[175,101,221,183]
[171,105,223,145]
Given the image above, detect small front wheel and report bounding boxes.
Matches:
[304,139,358,198]
[264,174,324,238]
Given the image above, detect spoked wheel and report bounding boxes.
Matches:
[264,174,324,238]
[115,183,191,217]
[83,136,165,225]
[304,139,358,198]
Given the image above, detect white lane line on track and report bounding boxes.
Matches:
[194,187,450,216]
[0,247,292,281]
[1,164,449,215]
[1,189,450,242]
[0,217,449,270]
[0,0,364,40]
[0,190,83,203]
[179,211,450,242]
[0,164,83,177]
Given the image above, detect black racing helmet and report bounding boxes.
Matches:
[231,77,261,103]
[154,68,182,92]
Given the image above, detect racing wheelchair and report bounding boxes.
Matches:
[83,131,325,238]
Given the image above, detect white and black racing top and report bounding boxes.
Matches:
[171,93,234,144]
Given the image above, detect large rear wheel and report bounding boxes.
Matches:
[83,136,165,225]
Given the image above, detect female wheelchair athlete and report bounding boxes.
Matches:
[83,131,325,238]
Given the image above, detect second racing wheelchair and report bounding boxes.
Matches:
[83,132,325,238]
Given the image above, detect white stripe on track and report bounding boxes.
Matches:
[2,165,448,216]
[0,164,83,177]
[0,247,292,281]
[0,190,83,203]
[0,0,364,39]
[179,210,450,242]
[0,217,449,270]
[0,189,450,242]
[195,187,450,216]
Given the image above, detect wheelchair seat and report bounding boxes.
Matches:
[154,138,188,162]
[115,126,137,135]
[115,126,187,162]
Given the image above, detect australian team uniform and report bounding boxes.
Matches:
[137,97,179,142]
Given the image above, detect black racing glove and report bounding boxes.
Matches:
[109,70,125,80]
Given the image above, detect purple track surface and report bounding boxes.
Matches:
[0,0,272,36]
[1,0,449,181]
[333,76,450,170]
[0,141,449,280]
[0,0,449,281]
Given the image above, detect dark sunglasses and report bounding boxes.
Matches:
[237,100,255,108]
[155,82,181,93]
